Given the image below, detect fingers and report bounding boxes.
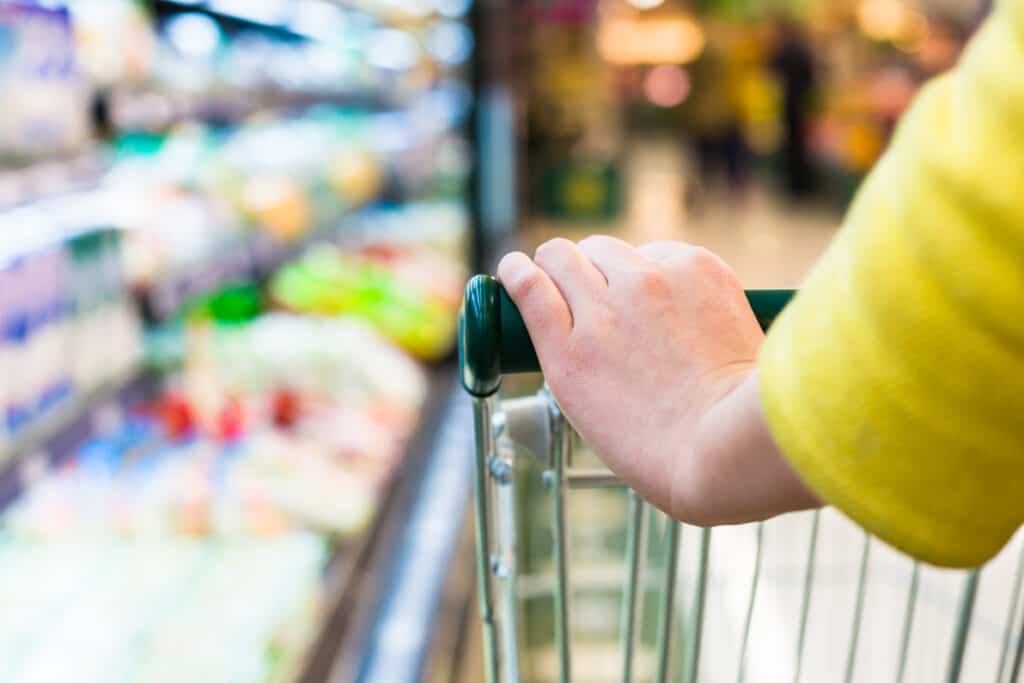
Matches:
[532,238,607,319]
[577,235,650,285]
[497,251,572,357]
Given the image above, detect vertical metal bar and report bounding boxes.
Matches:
[844,533,871,683]
[493,447,520,683]
[793,510,821,683]
[895,562,921,683]
[736,523,765,683]
[619,490,645,683]
[996,543,1024,683]
[1010,603,1024,683]
[565,428,576,468]
[549,407,572,683]
[472,397,500,683]
[683,528,712,683]
[946,570,981,683]
[654,518,681,683]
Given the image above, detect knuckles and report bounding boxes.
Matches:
[577,234,618,252]
[503,265,543,301]
[621,264,672,303]
[676,245,727,278]
[534,237,577,266]
[634,267,671,297]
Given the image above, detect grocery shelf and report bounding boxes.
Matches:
[111,86,395,134]
[294,361,462,683]
[0,369,158,511]
[0,358,465,683]
[142,235,257,322]
[345,373,476,683]
[0,150,107,213]
[152,0,309,43]
[142,225,338,323]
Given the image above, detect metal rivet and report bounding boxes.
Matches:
[489,457,512,484]
[491,413,507,437]
[490,558,509,579]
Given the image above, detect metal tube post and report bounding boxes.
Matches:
[997,544,1024,683]
[736,524,765,683]
[844,534,871,683]
[793,510,821,683]
[683,528,712,683]
[946,570,981,683]
[549,403,572,683]
[619,491,645,683]
[472,397,500,682]
[654,518,681,683]
[492,437,520,683]
[895,563,921,683]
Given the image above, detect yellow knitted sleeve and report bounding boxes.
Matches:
[758,1,1024,568]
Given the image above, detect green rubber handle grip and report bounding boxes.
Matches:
[459,274,795,397]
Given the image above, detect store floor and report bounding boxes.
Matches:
[522,139,839,289]
[448,142,1024,682]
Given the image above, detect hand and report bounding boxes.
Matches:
[497,236,819,525]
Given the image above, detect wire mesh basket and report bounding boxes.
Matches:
[458,274,1024,683]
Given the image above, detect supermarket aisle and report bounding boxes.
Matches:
[523,139,840,288]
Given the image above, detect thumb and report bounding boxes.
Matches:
[497,251,572,365]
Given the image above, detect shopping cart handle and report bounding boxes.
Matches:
[459,274,795,397]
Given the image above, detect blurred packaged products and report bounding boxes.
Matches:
[208,112,386,238]
[67,0,157,86]
[0,307,430,683]
[105,111,389,291]
[270,240,466,361]
[0,0,477,679]
[0,230,142,457]
[0,533,327,683]
[196,313,428,410]
[0,4,92,162]
[340,200,470,271]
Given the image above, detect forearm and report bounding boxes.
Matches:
[681,370,821,526]
[756,3,1024,567]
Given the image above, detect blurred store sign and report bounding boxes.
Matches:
[857,0,928,44]
[531,0,598,25]
[597,14,705,65]
[540,160,623,222]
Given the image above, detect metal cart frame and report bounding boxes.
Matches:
[458,274,1024,683]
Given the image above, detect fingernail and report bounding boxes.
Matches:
[497,251,530,280]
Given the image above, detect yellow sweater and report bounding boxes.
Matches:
[759,1,1024,568]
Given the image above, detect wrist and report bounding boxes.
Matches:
[677,369,821,526]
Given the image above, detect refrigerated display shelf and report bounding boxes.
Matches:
[152,0,310,43]
[0,369,158,511]
[141,220,357,323]
[290,361,460,683]
[0,358,463,683]
[0,151,107,213]
[348,379,475,683]
[111,87,396,135]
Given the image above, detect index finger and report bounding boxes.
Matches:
[497,251,572,363]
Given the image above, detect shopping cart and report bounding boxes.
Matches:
[458,274,1024,683]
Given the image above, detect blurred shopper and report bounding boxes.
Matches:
[498,0,1024,569]
[684,34,749,200]
[770,18,816,198]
